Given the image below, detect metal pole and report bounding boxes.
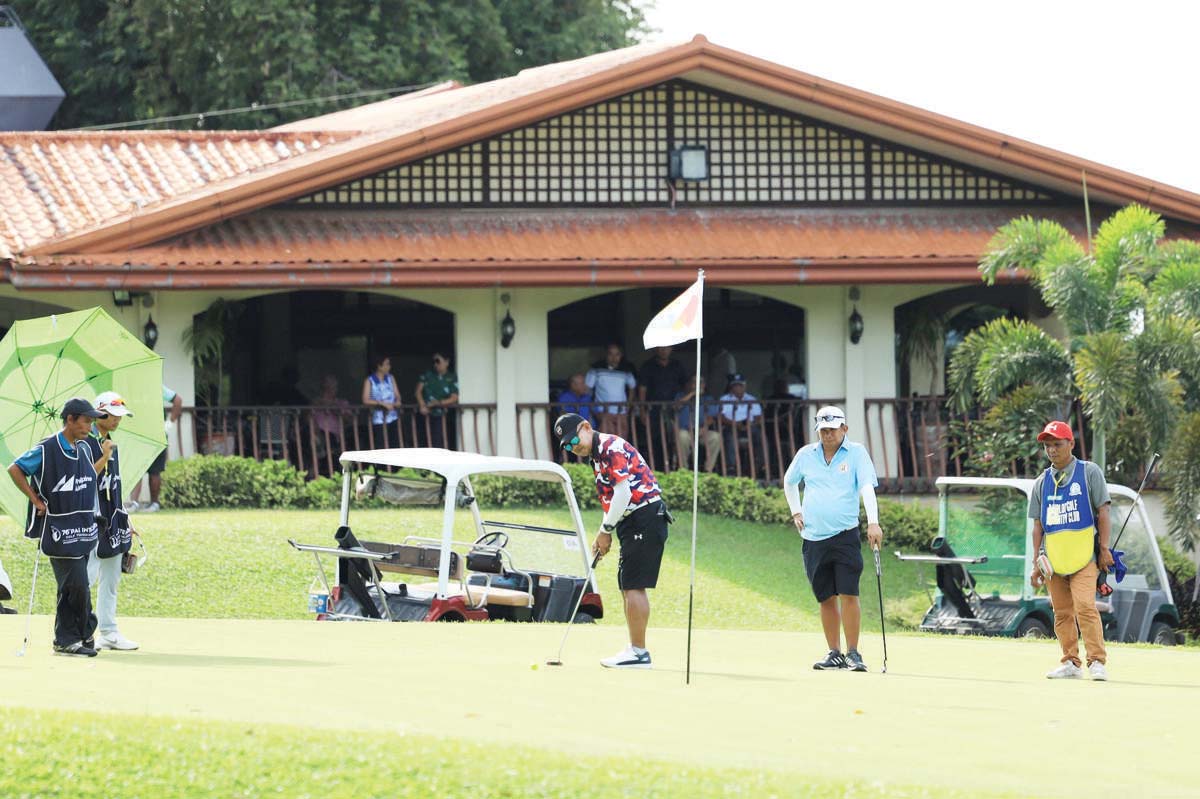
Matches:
[686,269,705,685]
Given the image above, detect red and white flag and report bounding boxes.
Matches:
[642,276,703,348]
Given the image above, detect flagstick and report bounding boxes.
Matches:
[686,269,704,685]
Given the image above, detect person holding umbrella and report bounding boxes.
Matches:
[83,391,140,651]
[1029,421,1112,680]
[7,398,104,657]
[554,412,670,669]
[783,406,884,672]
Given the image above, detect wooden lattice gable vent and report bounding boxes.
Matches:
[290,80,1056,208]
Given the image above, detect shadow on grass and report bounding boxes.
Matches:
[101,653,330,669]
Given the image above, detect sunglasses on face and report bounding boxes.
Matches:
[562,434,581,452]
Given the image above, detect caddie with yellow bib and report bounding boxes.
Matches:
[1028,420,1113,681]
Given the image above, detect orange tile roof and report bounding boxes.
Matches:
[3,34,1200,274]
[11,207,1144,289]
[0,130,351,257]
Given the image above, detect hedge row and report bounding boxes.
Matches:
[160,455,938,549]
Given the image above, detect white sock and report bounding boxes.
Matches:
[631,645,647,655]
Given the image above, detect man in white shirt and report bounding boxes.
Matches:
[718,373,762,474]
[586,343,637,439]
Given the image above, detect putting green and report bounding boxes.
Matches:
[1,615,1196,798]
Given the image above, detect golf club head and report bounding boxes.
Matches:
[545,659,563,666]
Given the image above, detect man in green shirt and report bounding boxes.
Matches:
[417,351,459,449]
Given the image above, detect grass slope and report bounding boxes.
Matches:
[0,509,930,630]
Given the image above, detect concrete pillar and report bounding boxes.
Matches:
[843,286,866,439]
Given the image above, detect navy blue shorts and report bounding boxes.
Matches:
[802,527,863,602]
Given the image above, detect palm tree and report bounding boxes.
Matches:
[948,205,1200,552]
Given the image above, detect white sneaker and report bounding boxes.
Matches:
[1088,662,1108,681]
[124,500,141,513]
[600,647,652,669]
[1046,661,1083,679]
[97,632,139,651]
[142,502,160,513]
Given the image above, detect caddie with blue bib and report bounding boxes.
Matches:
[82,391,141,651]
[6,398,104,656]
[1028,420,1113,681]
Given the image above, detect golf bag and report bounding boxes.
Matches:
[334,526,382,619]
[931,535,977,619]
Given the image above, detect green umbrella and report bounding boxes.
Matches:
[0,307,165,525]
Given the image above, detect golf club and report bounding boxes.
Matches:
[15,546,42,658]
[1097,452,1160,597]
[873,546,888,674]
[546,552,602,666]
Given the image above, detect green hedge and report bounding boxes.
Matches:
[162,456,937,549]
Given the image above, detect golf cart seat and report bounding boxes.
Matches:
[406,582,532,608]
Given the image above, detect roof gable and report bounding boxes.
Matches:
[6,34,1200,259]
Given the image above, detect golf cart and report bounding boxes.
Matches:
[290,448,603,623]
[896,476,1181,644]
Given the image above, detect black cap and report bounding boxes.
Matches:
[60,397,104,420]
[553,413,586,448]
[728,372,746,385]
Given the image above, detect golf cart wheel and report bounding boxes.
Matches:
[1017,617,1051,638]
[573,611,595,624]
[1149,621,1177,646]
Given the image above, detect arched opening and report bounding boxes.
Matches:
[0,296,75,338]
[189,291,459,472]
[543,287,808,479]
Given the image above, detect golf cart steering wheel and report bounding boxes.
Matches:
[473,531,509,549]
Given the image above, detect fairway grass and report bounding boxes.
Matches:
[2,615,1197,799]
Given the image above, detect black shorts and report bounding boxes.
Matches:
[148,448,168,475]
[615,502,669,591]
[802,527,864,602]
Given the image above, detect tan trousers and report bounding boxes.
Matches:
[677,428,721,472]
[1046,560,1107,666]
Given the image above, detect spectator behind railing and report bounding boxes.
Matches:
[555,373,593,424]
[676,376,721,473]
[719,373,763,475]
[311,375,351,473]
[417,351,459,449]
[586,342,637,440]
[637,345,688,472]
[362,354,401,449]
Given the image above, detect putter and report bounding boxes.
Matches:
[546,552,602,666]
[1097,453,1160,597]
[15,546,42,658]
[873,546,888,674]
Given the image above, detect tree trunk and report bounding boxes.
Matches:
[1093,427,1106,473]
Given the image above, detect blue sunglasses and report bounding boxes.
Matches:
[562,434,581,452]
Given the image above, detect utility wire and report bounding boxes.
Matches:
[72,82,440,131]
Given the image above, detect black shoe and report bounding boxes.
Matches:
[813,650,847,670]
[84,637,95,649]
[0,604,17,615]
[844,649,868,672]
[53,641,98,658]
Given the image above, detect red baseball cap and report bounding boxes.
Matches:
[1037,421,1074,442]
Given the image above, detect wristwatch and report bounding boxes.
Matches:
[601,523,616,533]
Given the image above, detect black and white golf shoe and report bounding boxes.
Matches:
[844,649,868,672]
[813,650,847,670]
[600,647,652,669]
[53,641,98,658]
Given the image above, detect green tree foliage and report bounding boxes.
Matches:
[19,0,648,129]
[952,204,1200,550]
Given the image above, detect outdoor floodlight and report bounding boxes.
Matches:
[669,145,709,181]
[112,290,133,307]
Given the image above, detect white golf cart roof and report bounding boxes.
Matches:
[934,475,1142,501]
[340,448,570,484]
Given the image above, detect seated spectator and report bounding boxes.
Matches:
[555,373,594,424]
[719,373,763,474]
[311,375,351,472]
[586,343,636,439]
[676,376,721,472]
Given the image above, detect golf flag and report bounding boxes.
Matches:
[642,276,703,349]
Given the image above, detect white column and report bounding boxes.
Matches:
[843,287,867,441]
[494,290,518,457]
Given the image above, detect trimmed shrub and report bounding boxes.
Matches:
[160,455,940,549]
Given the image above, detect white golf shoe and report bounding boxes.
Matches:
[1046,661,1083,679]
[600,646,652,669]
[1088,661,1108,681]
[97,632,139,651]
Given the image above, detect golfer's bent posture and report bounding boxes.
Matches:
[7,398,104,657]
[783,406,883,671]
[1029,421,1111,680]
[554,412,669,669]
